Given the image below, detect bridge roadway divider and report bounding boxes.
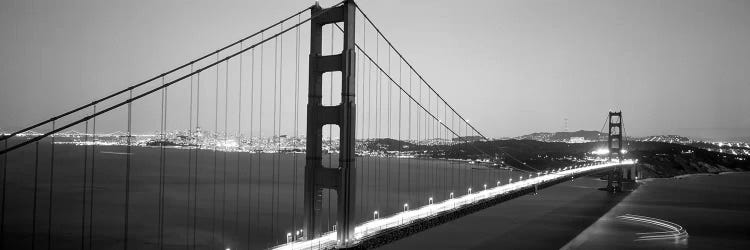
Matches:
[341,168,610,250]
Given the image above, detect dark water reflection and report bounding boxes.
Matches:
[1,140,528,250]
[564,172,750,249]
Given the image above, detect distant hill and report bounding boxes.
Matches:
[514,132,553,141]
[360,136,749,178]
[514,130,605,142]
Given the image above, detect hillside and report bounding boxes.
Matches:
[364,138,750,178]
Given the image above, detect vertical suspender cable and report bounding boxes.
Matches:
[222,50,229,246]
[47,120,56,250]
[364,23,370,214]
[444,105,448,196]
[428,89,432,200]
[276,23,284,241]
[408,69,411,206]
[89,105,97,250]
[192,71,201,248]
[212,53,219,246]
[452,113,456,192]
[81,120,89,249]
[32,141,40,249]
[462,120,466,190]
[236,41,243,244]
[158,76,165,250]
[375,30,380,212]
[246,45,255,249]
[277,22,284,241]
[397,59,402,209]
[247,47,255,247]
[186,64,194,249]
[444,103,448,198]
[271,31,278,243]
[257,32,264,243]
[292,13,300,236]
[432,93,436,199]
[161,76,168,250]
[386,48,391,213]
[417,78,421,207]
[124,88,132,250]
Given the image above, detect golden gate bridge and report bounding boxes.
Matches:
[0,1,635,249]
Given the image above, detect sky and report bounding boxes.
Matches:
[0,0,748,139]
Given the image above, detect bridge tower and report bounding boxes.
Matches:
[606,111,624,192]
[304,0,357,245]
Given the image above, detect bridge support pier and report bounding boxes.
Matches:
[606,111,623,192]
[604,111,640,192]
[304,0,357,246]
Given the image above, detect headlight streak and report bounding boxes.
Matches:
[617,214,688,241]
[272,159,635,250]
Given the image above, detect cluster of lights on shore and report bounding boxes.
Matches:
[592,148,628,155]
[270,160,634,250]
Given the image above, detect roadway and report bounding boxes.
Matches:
[273,160,634,249]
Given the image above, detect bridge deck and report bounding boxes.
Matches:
[273,160,635,250]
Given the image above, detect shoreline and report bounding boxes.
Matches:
[637,170,747,182]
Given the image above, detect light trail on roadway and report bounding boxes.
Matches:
[272,159,635,250]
